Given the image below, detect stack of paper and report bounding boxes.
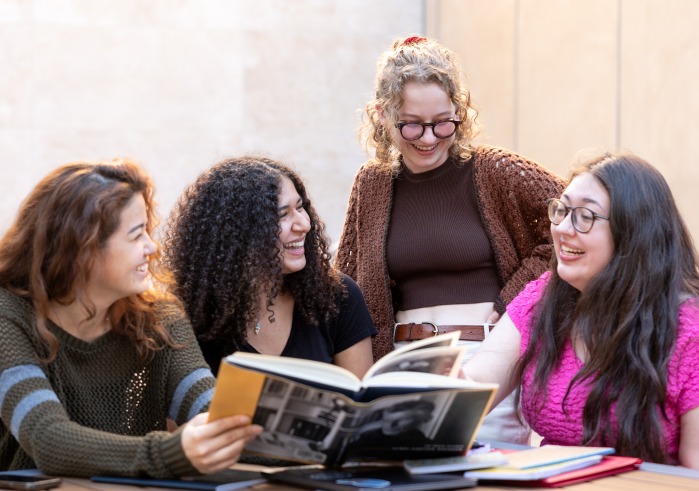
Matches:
[462,445,641,487]
[463,445,615,480]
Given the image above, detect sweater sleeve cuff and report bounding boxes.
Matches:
[494,296,506,315]
[160,427,200,477]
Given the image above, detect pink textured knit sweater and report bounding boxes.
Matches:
[335,145,565,360]
[508,272,699,462]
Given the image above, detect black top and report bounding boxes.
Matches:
[200,274,377,374]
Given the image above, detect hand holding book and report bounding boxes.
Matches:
[208,332,498,465]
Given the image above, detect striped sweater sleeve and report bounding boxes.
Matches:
[0,290,216,478]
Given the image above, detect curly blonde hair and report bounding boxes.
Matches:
[360,36,479,174]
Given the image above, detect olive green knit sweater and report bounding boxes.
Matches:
[335,145,565,361]
[0,287,215,478]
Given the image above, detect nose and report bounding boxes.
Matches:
[419,125,438,143]
[555,210,576,235]
[144,232,157,255]
[292,209,311,232]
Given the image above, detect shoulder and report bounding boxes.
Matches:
[676,299,699,346]
[335,273,366,307]
[471,144,539,168]
[506,272,550,327]
[339,272,360,292]
[471,145,564,183]
[354,159,393,182]
[668,299,699,412]
[151,299,196,342]
[152,298,187,323]
[0,286,34,323]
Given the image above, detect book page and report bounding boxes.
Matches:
[366,332,461,380]
[224,351,362,393]
[364,345,466,379]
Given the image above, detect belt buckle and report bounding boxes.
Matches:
[424,321,439,336]
[392,322,402,342]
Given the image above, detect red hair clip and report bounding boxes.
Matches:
[402,36,427,46]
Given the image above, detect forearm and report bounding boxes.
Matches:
[25,421,195,478]
[461,315,521,408]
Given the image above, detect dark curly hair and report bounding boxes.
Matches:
[162,156,344,356]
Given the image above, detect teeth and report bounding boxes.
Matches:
[284,241,304,249]
[136,264,148,272]
[414,144,437,151]
[562,245,583,255]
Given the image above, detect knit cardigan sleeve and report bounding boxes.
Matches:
[473,146,565,312]
[0,289,214,478]
[335,160,395,361]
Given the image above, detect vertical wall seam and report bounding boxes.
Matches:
[616,0,623,150]
[514,0,520,151]
[422,0,427,35]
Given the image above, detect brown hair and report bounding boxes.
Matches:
[360,36,479,174]
[0,158,177,362]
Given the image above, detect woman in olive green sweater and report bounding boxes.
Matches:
[0,159,261,477]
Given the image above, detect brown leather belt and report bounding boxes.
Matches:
[393,322,493,342]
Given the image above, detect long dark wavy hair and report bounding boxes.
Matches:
[0,159,177,363]
[162,156,344,355]
[513,152,699,463]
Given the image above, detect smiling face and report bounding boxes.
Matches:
[277,176,311,275]
[383,81,456,174]
[552,172,615,292]
[88,193,157,307]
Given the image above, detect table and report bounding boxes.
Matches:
[50,466,699,490]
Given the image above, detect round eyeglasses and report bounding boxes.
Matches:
[547,198,609,234]
[394,119,461,141]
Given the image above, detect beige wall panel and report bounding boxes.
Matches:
[517,0,617,176]
[620,0,699,241]
[0,0,423,244]
[426,0,517,149]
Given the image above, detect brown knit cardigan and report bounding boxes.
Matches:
[335,145,565,361]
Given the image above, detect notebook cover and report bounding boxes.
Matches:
[268,466,477,491]
[492,455,642,488]
[91,469,267,491]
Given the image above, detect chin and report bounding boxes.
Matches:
[283,261,307,274]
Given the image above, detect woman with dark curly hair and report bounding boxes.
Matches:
[163,156,376,377]
[0,158,261,477]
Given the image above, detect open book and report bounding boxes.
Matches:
[209,332,498,465]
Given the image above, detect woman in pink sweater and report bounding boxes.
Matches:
[464,152,699,467]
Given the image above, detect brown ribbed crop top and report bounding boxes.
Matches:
[386,158,501,310]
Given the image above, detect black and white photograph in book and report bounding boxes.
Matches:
[244,376,490,465]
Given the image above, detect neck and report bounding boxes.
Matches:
[48,300,111,342]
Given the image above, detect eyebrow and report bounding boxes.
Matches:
[561,193,605,208]
[128,223,146,235]
[278,197,303,211]
[398,110,454,120]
